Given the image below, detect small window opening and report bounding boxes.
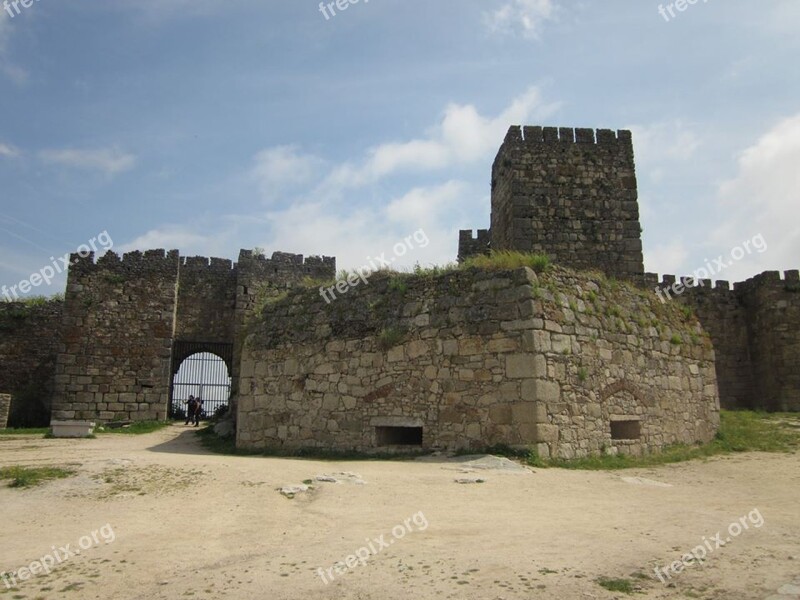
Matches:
[376,426,423,446]
[610,420,641,440]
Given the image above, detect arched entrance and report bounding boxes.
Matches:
[169,342,233,420]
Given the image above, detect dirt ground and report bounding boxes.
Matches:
[1,425,798,600]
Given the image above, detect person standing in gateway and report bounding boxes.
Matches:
[184,395,197,426]
[193,396,203,427]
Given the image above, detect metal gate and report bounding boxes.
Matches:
[169,342,233,420]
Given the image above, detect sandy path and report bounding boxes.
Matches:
[0,425,798,600]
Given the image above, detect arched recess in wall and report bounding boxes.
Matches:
[599,380,652,441]
[169,341,233,420]
[599,380,650,406]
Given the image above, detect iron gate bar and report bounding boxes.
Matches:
[169,341,234,420]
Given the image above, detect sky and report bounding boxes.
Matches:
[0,0,798,298]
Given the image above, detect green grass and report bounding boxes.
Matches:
[99,421,171,435]
[0,294,63,306]
[529,411,800,470]
[0,427,50,436]
[412,263,459,277]
[387,277,408,294]
[0,465,75,488]
[462,250,551,273]
[378,326,406,351]
[597,577,634,594]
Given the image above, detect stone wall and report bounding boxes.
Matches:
[489,126,644,280]
[457,229,491,263]
[43,248,336,424]
[237,266,718,458]
[646,270,800,412]
[175,256,237,344]
[0,393,11,428]
[51,250,180,422]
[234,250,336,324]
[738,271,800,412]
[230,250,336,418]
[0,300,63,426]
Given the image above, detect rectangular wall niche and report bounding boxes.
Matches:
[376,426,423,446]
[610,419,641,441]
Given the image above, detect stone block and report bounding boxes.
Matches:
[489,404,512,425]
[487,338,518,353]
[535,442,551,459]
[0,394,10,428]
[517,422,537,442]
[535,424,559,443]
[407,340,429,359]
[521,379,561,403]
[442,339,459,356]
[458,338,483,355]
[387,346,405,362]
[51,420,96,438]
[506,354,537,378]
[511,402,537,424]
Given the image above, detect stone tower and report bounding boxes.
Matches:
[487,125,644,280]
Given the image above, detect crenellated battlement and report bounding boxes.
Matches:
[68,249,181,279]
[181,255,236,272]
[501,125,633,148]
[489,123,643,281]
[238,250,336,278]
[734,269,800,293]
[458,229,491,263]
[459,229,491,242]
[646,272,736,295]
[646,270,800,298]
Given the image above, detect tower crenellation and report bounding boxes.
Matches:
[489,125,643,281]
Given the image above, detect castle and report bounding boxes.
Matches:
[458,126,799,414]
[0,125,796,458]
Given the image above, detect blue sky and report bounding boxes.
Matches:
[0,0,798,297]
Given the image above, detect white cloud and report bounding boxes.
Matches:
[644,240,690,279]
[707,113,800,281]
[118,227,212,254]
[386,180,465,226]
[251,145,324,201]
[627,120,701,183]
[320,86,558,190]
[257,184,470,272]
[246,88,556,270]
[39,147,137,176]
[0,142,19,157]
[764,0,800,34]
[627,120,703,230]
[122,89,555,273]
[485,0,556,39]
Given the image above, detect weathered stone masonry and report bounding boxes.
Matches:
[644,270,800,412]
[0,300,63,426]
[460,125,799,412]
[484,126,644,280]
[236,267,719,458]
[49,249,335,423]
[0,394,11,428]
[51,250,181,422]
[1,122,796,445]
